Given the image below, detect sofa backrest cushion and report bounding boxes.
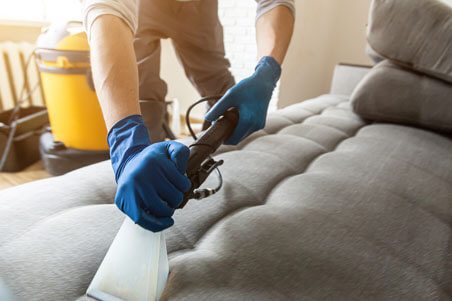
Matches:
[351,60,452,133]
[368,0,452,83]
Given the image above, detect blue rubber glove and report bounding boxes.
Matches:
[108,115,191,232]
[205,56,281,145]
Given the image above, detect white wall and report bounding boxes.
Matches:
[163,0,374,116]
[279,0,373,108]
[0,20,44,43]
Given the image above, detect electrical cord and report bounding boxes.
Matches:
[185,95,225,200]
[185,95,223,140]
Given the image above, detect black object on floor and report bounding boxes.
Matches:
[0,106,49,172]
[39,131,109,176]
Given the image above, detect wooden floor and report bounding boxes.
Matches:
[0,161,50,190]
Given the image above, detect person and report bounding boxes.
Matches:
[80,0,295,232]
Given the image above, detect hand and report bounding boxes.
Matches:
[108,115,191,232]
[205,56,281,145]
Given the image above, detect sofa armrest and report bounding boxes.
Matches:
[330,63,372,96]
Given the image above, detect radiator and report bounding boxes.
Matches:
[0,42,45,111]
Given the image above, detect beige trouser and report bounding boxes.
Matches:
[134,0,235,141]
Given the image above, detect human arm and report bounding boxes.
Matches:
[90,15,140,129]
[205,2,295,144]
[81,2,191,231]
[256,4,295,64]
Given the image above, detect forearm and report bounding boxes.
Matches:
[256,6,294,65]
[89,15,140,130]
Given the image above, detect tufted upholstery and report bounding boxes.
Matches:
[1,95,451,300]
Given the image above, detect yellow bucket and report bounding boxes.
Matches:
[35,21,107,151]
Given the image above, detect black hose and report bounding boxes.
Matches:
[185,95,223,140]
[185,95,224,200]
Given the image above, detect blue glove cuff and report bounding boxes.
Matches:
[108,114,151,182]
[255,56,282,85]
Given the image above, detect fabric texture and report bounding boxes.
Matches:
[139,99,167,142]
[1,95,451,300]
[367,0,452,83]
[351,60,452,133]
[134,0,235,105]
[134,0,235,136]
[82,0,295,38]
[82,0,138,40]
[330,64,372,96]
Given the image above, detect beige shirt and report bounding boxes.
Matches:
[82,0,295,39]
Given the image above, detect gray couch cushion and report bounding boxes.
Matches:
[351,60,452,133]
[368,0,452,83]
[0,205,124,301]
[1,95,451,300]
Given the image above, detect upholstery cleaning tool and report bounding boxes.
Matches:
[86,218,168,301]
[0,279,16,301]
[87,97,238,301]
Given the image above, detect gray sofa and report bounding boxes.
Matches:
[1,0,452,300]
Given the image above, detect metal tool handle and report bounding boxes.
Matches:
[179,108,239,208]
